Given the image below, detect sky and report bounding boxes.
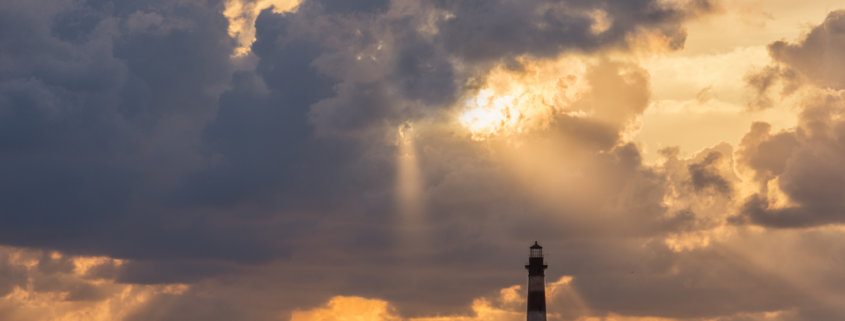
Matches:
[1,0,845,320]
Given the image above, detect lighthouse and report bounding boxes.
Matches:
[525,241,548,321]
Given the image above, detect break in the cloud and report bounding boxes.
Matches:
[2,0,845,320]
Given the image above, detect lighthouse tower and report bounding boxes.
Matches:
[525,241,548,321]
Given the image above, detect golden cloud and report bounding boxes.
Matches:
[224,0,301,56]
[0,246,187,321]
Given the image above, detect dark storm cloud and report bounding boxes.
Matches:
[0,0,244,262]
[431,0,713,63]
[115,259,241,284]
[314,0,390,13]
[240,0,715,136]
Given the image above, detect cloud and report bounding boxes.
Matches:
[223,0,301,56]
[0,0,247,262]
[745,10,845,109]
[744,65,801,110]
[0,246,187,321]
[768,10,845,90]
[431,0,714,63]
[3,0,845,320]
[290,296,404,321]
[0,0,718,269]
[688,150,732,195]
[731,9,845,227]
[732,93,845,228]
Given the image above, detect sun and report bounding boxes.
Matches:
[458,89,518,140]
[457,57,590,141]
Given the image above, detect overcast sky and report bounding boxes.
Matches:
[1,0,845,320]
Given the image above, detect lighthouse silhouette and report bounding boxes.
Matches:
[525,241,548,321]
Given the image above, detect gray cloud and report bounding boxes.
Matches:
[768,10,845,90]
[432,0,713,63]
[735,10,845,228]
[0,0,245,262]
[733,94,845,228]
[746,10,845,109]
[744,65,801,110]
[688,151,732,195]
[0,253,27,297]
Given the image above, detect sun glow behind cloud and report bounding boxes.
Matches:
[458,58,589,141]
